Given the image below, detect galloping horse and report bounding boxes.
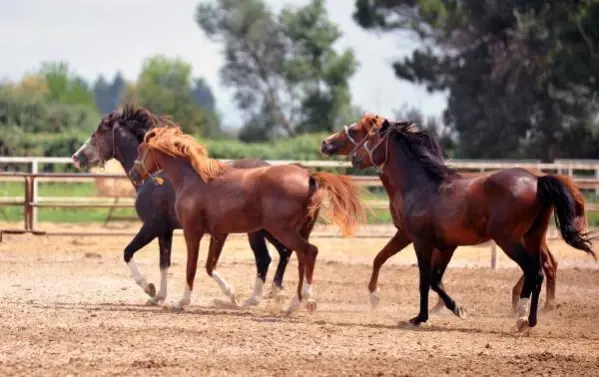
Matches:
[321,116,560,313]
[72,104,301,307]
[321,114,595,331]
[129,126,366,313]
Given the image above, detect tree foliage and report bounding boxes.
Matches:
[354,0,599,161]
[122,55,222,137]
[196,0,358,141]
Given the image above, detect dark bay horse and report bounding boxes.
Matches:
[72,105,298,307]
[129,126,366,313]
[321,118,560,313]
[321,114,595,331]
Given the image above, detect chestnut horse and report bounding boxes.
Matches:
[322,120,560,313]
[322,114,595,331]
[72,105,300,308]
[129,126,366,313]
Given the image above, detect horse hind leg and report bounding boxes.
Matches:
[510,243,557,314]
[241,231,271,308]
[263,231,292,301]
[541,244,557,311]
[299,216,319,313]
[496,238,543,332]
[266,227,315,314]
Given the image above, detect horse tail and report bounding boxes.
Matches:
[537,175,596,260]
[307,171,367,237]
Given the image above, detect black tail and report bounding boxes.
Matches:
[537,175,596,260]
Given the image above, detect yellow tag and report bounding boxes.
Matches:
[154,176,164,185]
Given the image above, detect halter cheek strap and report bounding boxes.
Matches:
[133,148,164,185]
[362,133,389,174]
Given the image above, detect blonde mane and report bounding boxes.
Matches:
[143,126,230,182]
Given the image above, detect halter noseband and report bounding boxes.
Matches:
[133,147,164,185]
[346,123,390,174]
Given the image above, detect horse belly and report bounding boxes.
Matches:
[437,216,490,246]
[205,197,262,234]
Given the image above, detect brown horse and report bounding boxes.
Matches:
[322,122,559,314]
[129,126,366,313]
[321,114,595,331]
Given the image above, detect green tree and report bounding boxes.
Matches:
[196,0,358,141]
[126,55,222,137]
[38,61,97,108]
[353,0,599,161]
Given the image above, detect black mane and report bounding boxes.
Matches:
[388,121,458,183]
[106,104,176,142]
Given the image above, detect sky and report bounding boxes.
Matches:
[1,0,448,130]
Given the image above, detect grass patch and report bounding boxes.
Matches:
[2,181,598,226]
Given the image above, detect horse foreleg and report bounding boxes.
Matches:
[167,230,203,312]
[206,233,238,307]
[124,224,157,299]
[409,243,434,326]
[147,230,173,306]
[368,230,412,309]
[429,247,466,319]
[242,232,271,308]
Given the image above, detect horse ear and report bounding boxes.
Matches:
[406,122,419,133]
[378,119,390,135]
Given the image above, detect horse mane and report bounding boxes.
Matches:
[106,103,177,142]
[143,126,230,182]
[388,121,459,184]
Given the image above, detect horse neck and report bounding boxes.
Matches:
[380,137,437,197]
[113,130,141,190]
[155,151,206,191]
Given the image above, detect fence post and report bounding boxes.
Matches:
[595,166,599,196]
[31,160,38,228]
[490,241,497,270]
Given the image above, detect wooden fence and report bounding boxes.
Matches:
[2,156,599,269]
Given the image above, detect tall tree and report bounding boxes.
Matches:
[124,55,221,137]
[38,61,97,108]
[196,0,358,141]
[353,0,599,160]
[93,72,125,113]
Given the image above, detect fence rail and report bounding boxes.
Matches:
[3,157,599,270]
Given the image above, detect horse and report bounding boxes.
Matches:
[321,120,560,314]
[72,104,299,308]
[128,126,366,313]
[321,114,595,331]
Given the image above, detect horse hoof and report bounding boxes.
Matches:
[516,317,529,332]
[306,299,317,313]
[453,305,467,320]
[145,283,156,298]
[543,302,556,312]
[242,297,260,308]
[145,296,165,306]
[163,304,182,313]
[369,291,380,309]
[408,315,427,326]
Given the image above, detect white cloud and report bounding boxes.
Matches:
[0,0,447,129]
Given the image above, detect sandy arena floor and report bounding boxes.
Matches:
[1,222,598,376]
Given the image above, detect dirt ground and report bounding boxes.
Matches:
[1,222,598,376]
